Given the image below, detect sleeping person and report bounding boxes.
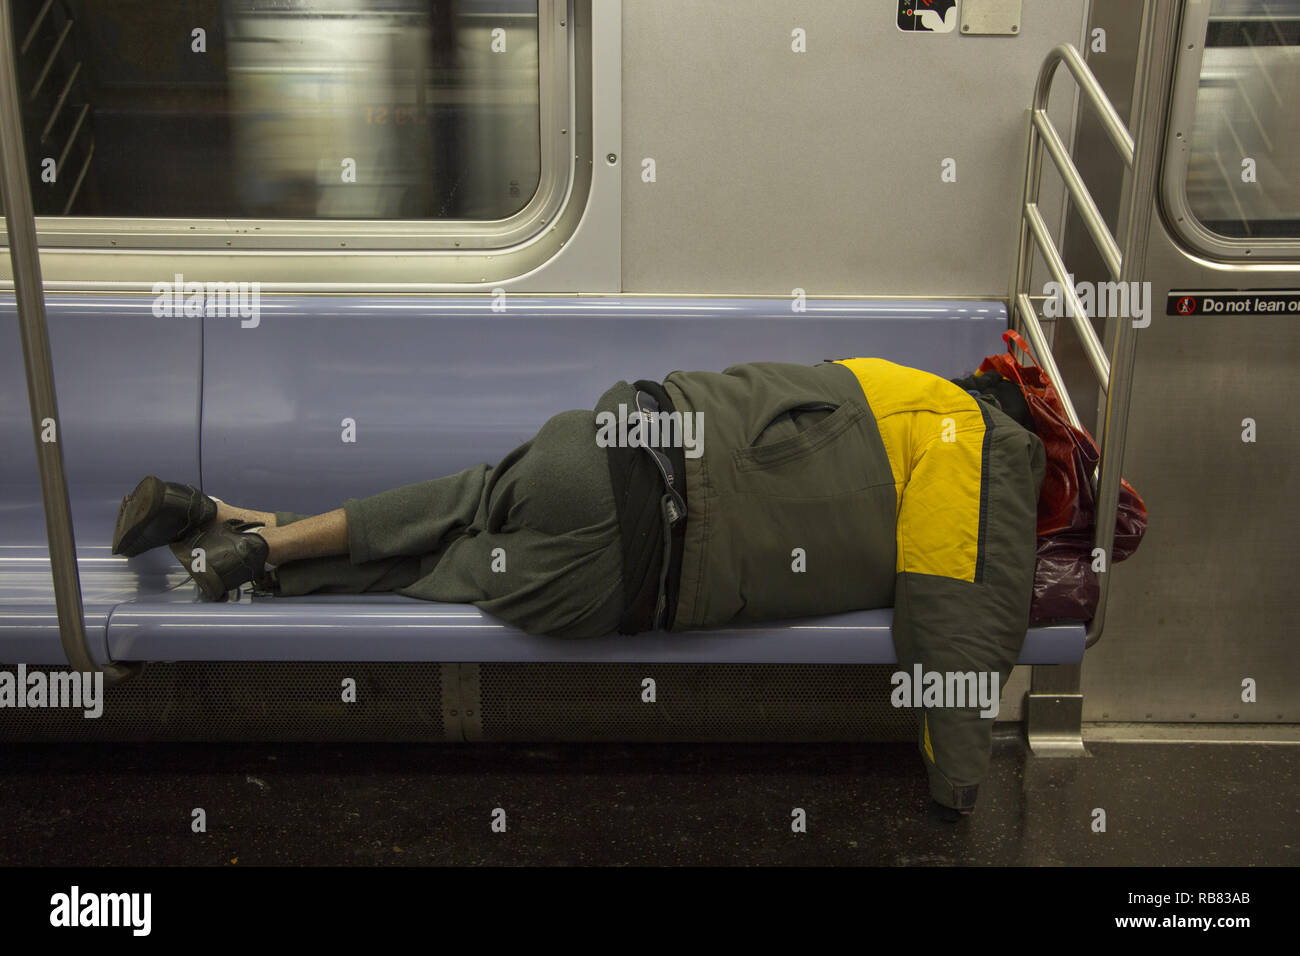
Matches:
[112,357,1044,818]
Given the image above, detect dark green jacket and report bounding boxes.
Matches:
[663,359,1045,810]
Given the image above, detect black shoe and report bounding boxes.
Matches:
[170,519,270,601]
[112,476,218,557]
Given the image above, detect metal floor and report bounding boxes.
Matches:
[0,734,1294,867]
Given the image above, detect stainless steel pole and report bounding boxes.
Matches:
[1084,1,1180,649]
[0,0,131,679]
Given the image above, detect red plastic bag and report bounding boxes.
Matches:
[976,331,1148,622]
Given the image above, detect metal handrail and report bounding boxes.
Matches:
[1012,44,1133,424]
[0,0,134,681]
[1031,109,1123,279]
[1037,43,1135,165]
[1010,38,1155,650]
[1023,201,1112,387]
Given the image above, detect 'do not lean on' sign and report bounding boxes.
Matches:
[1166,291,1300,316]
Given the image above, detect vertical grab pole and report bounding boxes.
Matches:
[0,0,124,678]
[1084,1,1180,649]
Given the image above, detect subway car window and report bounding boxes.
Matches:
[13,0,541,221]
[1183,0,1300,239]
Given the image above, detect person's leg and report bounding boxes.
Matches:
[204,503,421,595]
[339,465,494,565]
[138,471,481,597]
[212,500,278,528]
[208,500,348,566]
[193,407,623,632]
[218,463,499,597]
[272,553,423,596]
[207,458,495,576]
[257,509,348,566]
[384,409,624,637]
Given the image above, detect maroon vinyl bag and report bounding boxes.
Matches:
[976,330,1148,623]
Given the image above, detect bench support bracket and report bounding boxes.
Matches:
[1025,663,1088,756]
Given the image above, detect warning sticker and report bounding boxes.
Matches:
[1166,291,1300,316]
[898,0,959,33]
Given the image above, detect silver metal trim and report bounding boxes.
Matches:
[1037,43,1135,167]
[1085,723,1300,744]
[1032,108,1123,278]
[1025,697,1088,754]
[0,0,133,681]
[0,0,609,290]
[4,1,569,254]
[1023,204,1113,388]
[1025,664,1087,756]
[1162,0,1300,261]
[960,0,1024,36]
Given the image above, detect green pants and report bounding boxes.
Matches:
[271,409,624,639]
